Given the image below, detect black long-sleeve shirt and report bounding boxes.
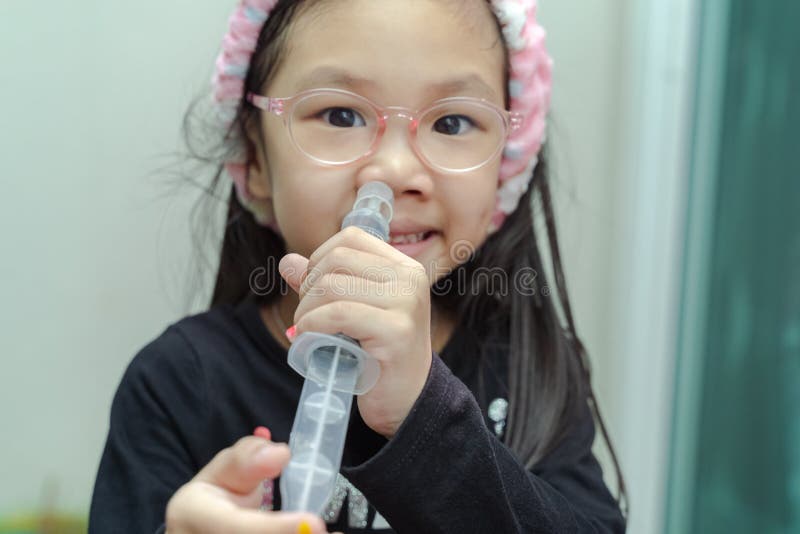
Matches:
[89,297,624,533]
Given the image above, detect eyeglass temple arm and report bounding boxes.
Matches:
[509,112,525,132]
[246,93,285,116]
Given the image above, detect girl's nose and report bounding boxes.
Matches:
[355,113,434,197]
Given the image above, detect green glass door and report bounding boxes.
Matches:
[667,0,800,532]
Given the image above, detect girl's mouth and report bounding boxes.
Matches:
[389,230,439,256]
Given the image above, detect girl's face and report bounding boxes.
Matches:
[247,0,506,283]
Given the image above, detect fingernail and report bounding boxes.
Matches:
[253,426,271,440]
[297,521,312,534]
[285,325,297,342]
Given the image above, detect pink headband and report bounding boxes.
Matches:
[212,0,552,234]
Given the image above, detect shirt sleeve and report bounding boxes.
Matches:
[89,328,207,534]
[340,355,625,533]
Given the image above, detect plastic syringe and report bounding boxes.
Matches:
[280,181,394,515]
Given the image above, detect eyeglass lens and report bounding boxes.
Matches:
[288,92,506,170]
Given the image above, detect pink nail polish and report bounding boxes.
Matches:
[285,325,297,341]
[253,426,271,440]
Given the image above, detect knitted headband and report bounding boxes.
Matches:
[212,0,552,235]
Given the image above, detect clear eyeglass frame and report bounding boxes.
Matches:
[246,87,525,174]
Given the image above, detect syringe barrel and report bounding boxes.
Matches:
[281,181,393,514]
[280,348,357,514]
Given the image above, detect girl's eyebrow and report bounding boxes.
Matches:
[294,67,377,92]
[294,66,498,100]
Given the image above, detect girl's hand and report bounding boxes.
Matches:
[279,226,433,438]
[165,436,336,534]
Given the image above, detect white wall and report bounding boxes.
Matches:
[538,0,631,497]
[0,0,231,514]
[544,3,698,533]
[0,1,678,529]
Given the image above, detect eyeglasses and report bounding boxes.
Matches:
[246,88,524,173]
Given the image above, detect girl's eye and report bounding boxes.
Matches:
[433,115,475,135]
[321,107,367,128]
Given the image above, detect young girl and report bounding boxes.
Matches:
[90,0,626,532]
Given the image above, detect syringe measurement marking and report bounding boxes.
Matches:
[286,462,334,478]
[298,344,342,510]
[304,398,346,419]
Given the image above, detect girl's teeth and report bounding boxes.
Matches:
[390,231,428,244]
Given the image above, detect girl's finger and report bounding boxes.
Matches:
[279,253,310,294]
[194,436,289,495]
[293,272,400,323]
[298,246,398,299]
[171,486,327,534]
[308,226,414,272]
[295,301,423,358]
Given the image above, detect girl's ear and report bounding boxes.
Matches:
[246,139,272,202]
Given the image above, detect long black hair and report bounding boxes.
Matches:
[182,0,626,517]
